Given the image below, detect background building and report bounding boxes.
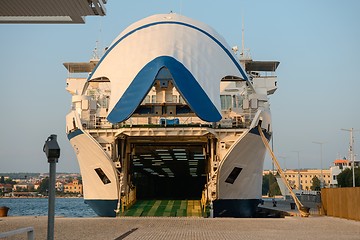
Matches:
[283,169,330,190]
[263,168,331,191]
[330,159,359,187]
[64,179,83,194]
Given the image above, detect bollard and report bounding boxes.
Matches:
[0,206,10,217]
[209,202,214,218]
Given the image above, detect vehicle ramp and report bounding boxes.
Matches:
[122,199,203,217]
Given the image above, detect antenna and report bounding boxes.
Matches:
[240,15,251,60]
[92,40,100,60]
[91,17,104,60]
[241,16,245,56]
[179,0,183,14]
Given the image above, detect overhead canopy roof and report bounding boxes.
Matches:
[0,0,107,24]
[243,60,280,72]
[63,61,99,73]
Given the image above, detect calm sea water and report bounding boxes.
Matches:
[0,198,98,217]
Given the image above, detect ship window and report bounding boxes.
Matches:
[151,95,156,103]
[232,95,237,108]
[225,167,242,184]
[95,168,111,184]
[220,95,232,110]
[233,95,242,108]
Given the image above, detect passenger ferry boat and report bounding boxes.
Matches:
[64,13,279,217]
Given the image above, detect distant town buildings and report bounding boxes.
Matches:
[263,157,359,191]
[283,169,331,190]
[55,181,64,192]
[263,169,330,191]
[0,173,82,197]
[12,182,35,192]
[0,184,12,193]
[64,179,83,194]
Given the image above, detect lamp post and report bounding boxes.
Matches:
[313,141,325,188]
[278,155,288,196]
[43,134,60,240]
[278,155,287,170]
[341,128,358,187]
[293,151,301,190]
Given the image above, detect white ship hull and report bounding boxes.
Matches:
[214,126,270,217]
[66,110,271,217]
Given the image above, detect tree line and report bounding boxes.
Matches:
[336,168,360,187]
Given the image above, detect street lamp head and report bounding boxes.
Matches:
[43,134,60,162]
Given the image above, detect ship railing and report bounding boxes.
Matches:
[0,227,34,240]
[80,114,253,130]
[81,121,252,130]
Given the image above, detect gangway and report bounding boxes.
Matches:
[258,125,310,217]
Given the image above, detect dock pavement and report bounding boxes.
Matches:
[1,200,360,240]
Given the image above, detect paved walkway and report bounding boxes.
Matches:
[0,199,358,240]
[1,215,360,240]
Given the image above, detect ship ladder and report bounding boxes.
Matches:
[258,125,310,217]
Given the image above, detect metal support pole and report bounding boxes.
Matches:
[351,129,355,187]
[293,151,301,190]
[341,128,358,187]
[320,144,323,188]
[313,142,325,188]
[47,160,56,240]
[43,134,60,240]
[297,152,300,190]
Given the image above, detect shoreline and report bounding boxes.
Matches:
[0,196,83,199]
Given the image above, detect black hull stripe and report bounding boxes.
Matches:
[67,129,83,140]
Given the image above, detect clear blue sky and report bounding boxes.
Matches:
[0,0,359,173]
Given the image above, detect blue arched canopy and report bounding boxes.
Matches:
[107,56,222,123]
